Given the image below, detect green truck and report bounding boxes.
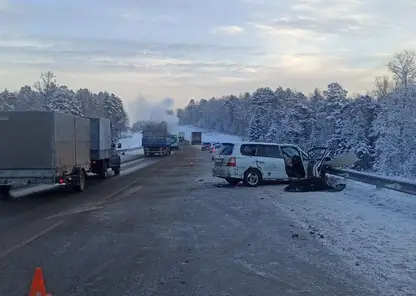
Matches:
[170,134,179,150]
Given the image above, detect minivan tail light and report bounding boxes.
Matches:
[226,157,236,166]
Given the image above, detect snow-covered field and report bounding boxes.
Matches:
[170,125,243,143]
[117,125,242,150]
[177,124,416,296]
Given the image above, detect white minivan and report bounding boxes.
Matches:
[212,142,312,187]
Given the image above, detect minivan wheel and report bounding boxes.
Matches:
[243,169,262,187]
[226,178,240,186]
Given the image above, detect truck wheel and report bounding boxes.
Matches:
[73,170,86,192]
[99,161,108,179]
[113,167,120,176]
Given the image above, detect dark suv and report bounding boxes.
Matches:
[201,142,211,151]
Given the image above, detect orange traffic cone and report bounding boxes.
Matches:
[29,267,51,296]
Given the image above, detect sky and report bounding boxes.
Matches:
[0,0,415,110]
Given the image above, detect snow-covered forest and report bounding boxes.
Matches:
[0,71,128,141]
[177,50,416,179]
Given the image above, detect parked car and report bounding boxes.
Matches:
[209,143,222,153]
[201,142,211,151]
[212,142,356,191]
[211,143,227,160]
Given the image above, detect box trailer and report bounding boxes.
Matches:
[191,132,202,145]
[178,132,185,142]
[88,117,121,177]
[0,111,91,196]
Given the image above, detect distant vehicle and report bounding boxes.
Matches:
[178,132,185,142]
[0,111,121,198]
[211,143,226,160]
[191,132,202,145]
[170,134,179,150]
[201,142,211,151]
[210,143,222,153]
[212,142,357,191]
[142,121,171,156]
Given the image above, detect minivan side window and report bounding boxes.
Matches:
[257,145,282,158]
[240,144,257,156]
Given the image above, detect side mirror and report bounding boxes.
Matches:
[117,143,122,148]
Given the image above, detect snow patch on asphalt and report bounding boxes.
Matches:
[263,180,416,296]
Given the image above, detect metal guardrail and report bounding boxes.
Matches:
[327,168,416,195]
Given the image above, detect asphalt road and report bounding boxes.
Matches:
[0,145,381,296]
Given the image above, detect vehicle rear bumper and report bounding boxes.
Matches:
[212,167,242,179]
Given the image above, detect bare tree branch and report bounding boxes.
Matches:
[386,50,416,88]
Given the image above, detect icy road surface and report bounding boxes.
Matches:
[0,142,412,295]
[175,125,416,295]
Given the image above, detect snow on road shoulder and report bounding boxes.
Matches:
[262,180,416,296]
[171,125,243,143]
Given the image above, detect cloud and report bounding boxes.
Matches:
[212,26,245,35]
[0,0,415,109]
[0,0,7,10]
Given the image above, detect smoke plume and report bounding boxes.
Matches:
[127,95,179,132]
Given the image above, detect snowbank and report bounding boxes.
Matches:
[118,125,241,150]
[262,181,416,296]
[170,125,243,143]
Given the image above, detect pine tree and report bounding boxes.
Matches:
[49,86,71,113]
[0,89,17,111]
[265,123,279,143]
[248,106,264,142]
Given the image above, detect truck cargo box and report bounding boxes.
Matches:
[89,117,112,160]
[191,131,202,145]
[142,121,170,148]
[0,111,91,184]
[142,136,171,148]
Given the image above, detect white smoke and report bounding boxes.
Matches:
[127,95,179,133]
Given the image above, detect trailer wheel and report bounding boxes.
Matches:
[73,169,86,192]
